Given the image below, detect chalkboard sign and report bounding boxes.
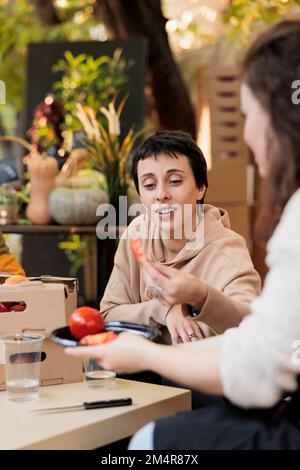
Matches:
[25,38,147,135]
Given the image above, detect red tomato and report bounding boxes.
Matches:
[9,303,26,312]
[130,237,146,264]
[2,302,15,311]
[0,302,8,313]
[69,307,105,340]
[80,331,117,346]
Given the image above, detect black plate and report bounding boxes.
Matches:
[50,321,161,348]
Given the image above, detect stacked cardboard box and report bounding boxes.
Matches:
[0,276,82,389]
[198,66,253,248]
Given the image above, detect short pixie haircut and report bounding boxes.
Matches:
[131,130,208,201]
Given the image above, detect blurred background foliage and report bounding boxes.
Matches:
[52,49,132,133]
[224,0,300,43]
[1,0,300,140]
[0,0,97,113]
[1,0,299,118]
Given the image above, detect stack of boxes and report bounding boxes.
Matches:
[198,66,253,248]
[0,276,82,389]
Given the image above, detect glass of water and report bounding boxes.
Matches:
[83,358,116,390]
[1,333,45,402]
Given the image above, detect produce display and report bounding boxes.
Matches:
[4,275,28,285]
[0,276,29,312]
[0,301,26,312]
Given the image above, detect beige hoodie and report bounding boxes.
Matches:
[101,205,261,339]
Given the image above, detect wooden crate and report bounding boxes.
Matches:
[198,66,250,169]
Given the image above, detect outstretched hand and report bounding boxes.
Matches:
[65,332,153,375]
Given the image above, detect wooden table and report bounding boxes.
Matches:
[0,379,191,450]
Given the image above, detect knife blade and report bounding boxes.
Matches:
[32,397,132,412]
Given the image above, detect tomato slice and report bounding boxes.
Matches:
[130,237,146,263]
[80,331,117,346]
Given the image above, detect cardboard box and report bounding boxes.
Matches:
[207,204,251,249]
[0,276,82,389]
[198,65,250,170]
[224,205,250,243]
[206,167,248,204]
[0,275,78,335]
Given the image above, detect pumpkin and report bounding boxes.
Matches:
[49,187,109,225]
[25,152,58,225]
[63,169,107,190]
[55,148,89,187]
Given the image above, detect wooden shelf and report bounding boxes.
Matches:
[0,224,97,235]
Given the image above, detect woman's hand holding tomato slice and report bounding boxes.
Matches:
[65,333,152,374]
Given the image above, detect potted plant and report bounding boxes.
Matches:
[75,98,143,211]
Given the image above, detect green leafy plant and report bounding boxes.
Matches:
[15,184,30,224]
[52,49,132,132]
[0,0,96,113]
[75,99,144,208]
[58,234,87,277]
[223,0,300,43]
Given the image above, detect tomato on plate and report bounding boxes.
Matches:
[130,237,146,264]
[80,331,117,346]
[69,307,105,341]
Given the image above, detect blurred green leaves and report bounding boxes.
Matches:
[52,49,132,132]
[224,0,300,44]
[0,0,97,112]
[58,234,87,277]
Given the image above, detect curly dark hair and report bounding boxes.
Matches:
[242,20,300,241]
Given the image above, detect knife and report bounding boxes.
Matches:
[32,397,133,412]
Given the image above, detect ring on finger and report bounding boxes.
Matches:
[148,284,163,299]
[188,332,198,342]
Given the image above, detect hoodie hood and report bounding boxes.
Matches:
[149,204,232,266]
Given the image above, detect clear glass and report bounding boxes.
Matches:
[1,333,45,402]
[83,358,116,390]
[0,184,18,225]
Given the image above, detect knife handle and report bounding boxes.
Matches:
[83,398,132,409]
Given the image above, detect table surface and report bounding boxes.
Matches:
[0,379,191,450]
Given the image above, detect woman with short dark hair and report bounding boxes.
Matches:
[100,129,260,346]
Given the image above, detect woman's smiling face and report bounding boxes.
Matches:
[137,153,206,238]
